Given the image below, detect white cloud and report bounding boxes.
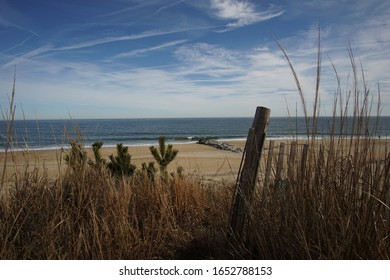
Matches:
[0,16,39,36]
[150,0,188,17]
[52,26,215,52]
[4,39,338,119]
[3,41,297,118]
[175,43,245,77]
[0,34,35,54]
[1,26,213,69]
[2,0,389,118]
[114,39,188,58]
[1,44,53,69]
[210,0,284,31]
[53,30,177,51]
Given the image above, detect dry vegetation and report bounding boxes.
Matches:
[0,163,232,259]
[1,43,389,259]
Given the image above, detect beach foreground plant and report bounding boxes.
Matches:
[89,141,106,167]
[107,143,136,177]
[150,136,179,177]
[230,34,390,259]
[64,140,88,173]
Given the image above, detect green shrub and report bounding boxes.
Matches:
[107,143,136,177]
[149,136,178,177]
[89,141,106,167]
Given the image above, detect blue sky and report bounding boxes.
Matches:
[0,0,389,119]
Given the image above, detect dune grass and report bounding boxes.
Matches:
[1,42,389,259]
[0,162,232,259]
[241,39,390,259]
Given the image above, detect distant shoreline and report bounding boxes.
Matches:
[2,116,389,152]
[2,138,389,182]
[2,135,390,153]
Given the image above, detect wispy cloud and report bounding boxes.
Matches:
[114,39,188,58]
[0,16,39,37]
[53,26,215,52]
[150,0,188,17]
[99,0,159,18]
[2,44,53,69]
[175,43,245,78]
[0,34,35,54]
[1,0,388,118]
[98,0,187,26]
[2,26,213,69]
[210,0,284,31]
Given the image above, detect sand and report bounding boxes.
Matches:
[0,141,246,182]
[1,138,388,183]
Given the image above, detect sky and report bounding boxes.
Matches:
[0,0,389,119]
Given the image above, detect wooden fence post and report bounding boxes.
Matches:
[374,160,382,194]
[275,142,285,183]
[230,106,271,240]
[274,142,287,197]
[287,141,297,184]
[300,144,309,185]
[264,140,275,194]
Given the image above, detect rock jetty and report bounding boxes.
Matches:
[197,138,243,153]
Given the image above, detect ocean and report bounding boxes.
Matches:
[1,117,389,151]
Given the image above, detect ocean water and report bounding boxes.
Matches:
[1,117,389,151]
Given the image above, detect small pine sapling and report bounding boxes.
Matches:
[142,161,157,177]
[149,136,178,177]
[107,143,136,177]
[89,141,106,167]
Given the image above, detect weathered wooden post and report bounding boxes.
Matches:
[287,141,297,184]
[300,144,309,185]
[275,142,285,183]
[230,106,271,240]
[264,140,275,195]
[314,144,325,188]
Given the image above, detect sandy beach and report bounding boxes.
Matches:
[0,141,246,182]
[1,138,389,183]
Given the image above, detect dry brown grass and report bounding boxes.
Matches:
[245,140,390,259]
[235,35,390,259]
[0,160,233,259]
